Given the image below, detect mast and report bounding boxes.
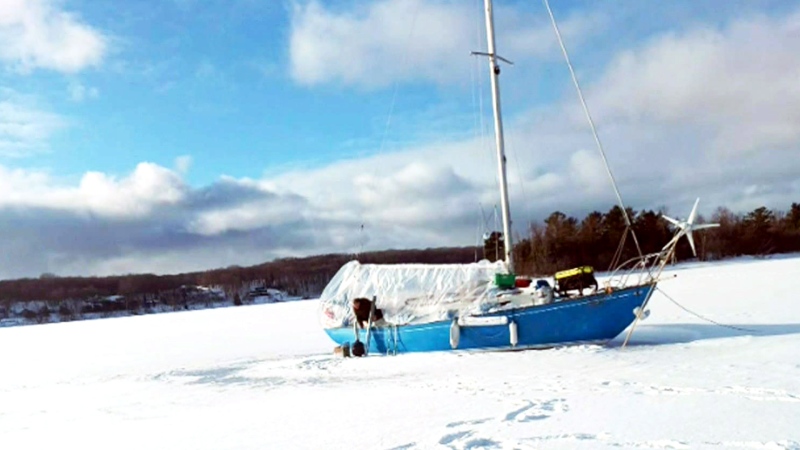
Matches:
[482,0,514,273]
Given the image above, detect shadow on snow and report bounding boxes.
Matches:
[610,322,800,347]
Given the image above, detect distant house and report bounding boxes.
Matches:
[245,287,285,304]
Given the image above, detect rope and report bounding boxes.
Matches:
[657,288,759,333]
[542,0,643,260]
[608,227,629,272]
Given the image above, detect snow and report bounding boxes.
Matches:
[1,256,799,449]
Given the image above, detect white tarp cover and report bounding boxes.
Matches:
[318,259,509,328]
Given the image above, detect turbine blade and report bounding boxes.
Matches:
[693,223,720,230]
[662,215,680,226]
[686,230,697,257]
[688,197,700,225]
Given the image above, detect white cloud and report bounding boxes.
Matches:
[76,163,187,217]
[187,194,306,236]
[174,155,193,174]
[589,11,800,156]
[539,9,800,217]
[568,149,606,192]
[0,162,187,218]
[0,91,65,157]
[68,81,99,102]
[0,0,107,73]
[351,161,477,226]
[288,0,602,88]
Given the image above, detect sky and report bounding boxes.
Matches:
[0,0,798,280]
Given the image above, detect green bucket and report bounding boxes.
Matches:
[494,273,516,289]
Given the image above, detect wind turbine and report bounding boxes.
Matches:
[661,198,720,257]
[622,198,721,349]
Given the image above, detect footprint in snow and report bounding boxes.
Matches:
[446,418,491,428]
[439,431,501,450]
[387,444,416,450]
[462,437,501,449]
[504,398,568,422]
[439,430,474,445]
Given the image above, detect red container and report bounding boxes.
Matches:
[515,277,532,288]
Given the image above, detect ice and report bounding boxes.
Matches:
[1,255,799,449]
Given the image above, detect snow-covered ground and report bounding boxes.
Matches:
[2,256,799,449]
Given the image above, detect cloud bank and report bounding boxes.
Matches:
[0,3,798,279]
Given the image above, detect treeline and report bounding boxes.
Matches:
[511,202,800,275]
[0,247,478,304]
[0,202,798,306]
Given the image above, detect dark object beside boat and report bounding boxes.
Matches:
[554,266,598,296]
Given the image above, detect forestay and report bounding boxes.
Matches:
[318,260,510,328]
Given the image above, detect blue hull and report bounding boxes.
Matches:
[325,284,655,354]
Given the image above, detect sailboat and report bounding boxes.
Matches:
[319,0,711,356]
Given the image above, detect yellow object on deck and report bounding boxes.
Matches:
[554,266,594,280]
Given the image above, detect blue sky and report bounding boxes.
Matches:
[0,0,798,279]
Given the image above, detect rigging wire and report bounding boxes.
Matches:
[470,0,500,252]
[656,288,759,334]
[493,205,501,260]
[609,228,629,271]
[471,0,486,163]
[475,203,488,261]
[472,0,511,254]
[474,0,496,189]
[542,0,643,259]
[356,223,365,260]
[353,2,423,258]
[376,4,422,155]
[510,136,528,220]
